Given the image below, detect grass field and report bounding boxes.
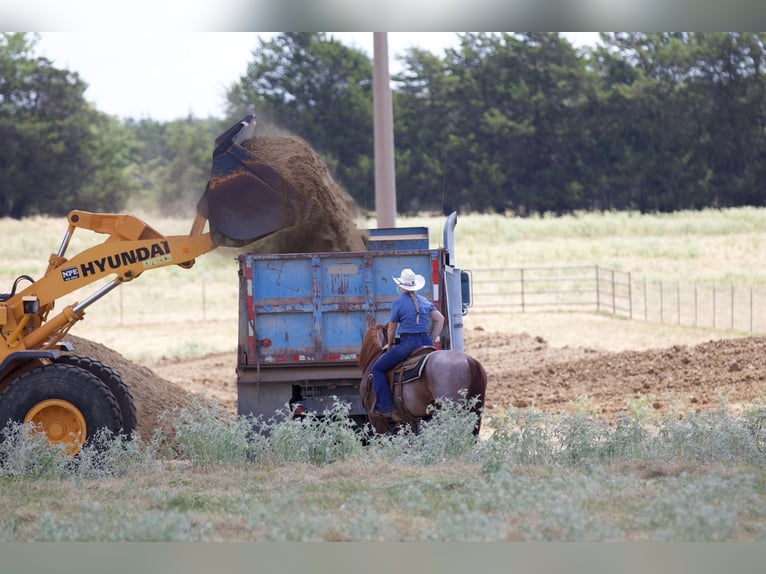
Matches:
[2,207,763,359]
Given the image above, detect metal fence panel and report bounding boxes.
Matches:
[470,265,766,334]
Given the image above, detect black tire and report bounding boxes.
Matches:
[0,363,123,453]
[55,355,137,437]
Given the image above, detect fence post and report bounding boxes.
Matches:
[611,268,616,314]
[520,268,525,312]
[628,271,633,319]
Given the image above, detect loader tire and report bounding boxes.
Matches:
[0,363,123,456]
[55,355,137,438]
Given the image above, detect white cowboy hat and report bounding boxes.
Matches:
[393,268,426,292]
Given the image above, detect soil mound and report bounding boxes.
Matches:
[66,335,196,440]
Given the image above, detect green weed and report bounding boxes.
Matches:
[153,398,265,466]
[267,400,365,465]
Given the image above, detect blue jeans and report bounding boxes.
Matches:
[371,333,433,412]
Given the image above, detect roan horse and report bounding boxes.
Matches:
[358,323,488,435]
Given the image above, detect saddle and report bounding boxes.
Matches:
[388,345,436,386]
[386,345,436,420]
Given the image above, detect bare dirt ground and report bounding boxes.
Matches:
[464,329,766,418]
[148,330,765,420]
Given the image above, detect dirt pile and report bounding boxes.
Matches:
[142,352,237,415]
[242,135,367,254]
[66,335,197,440]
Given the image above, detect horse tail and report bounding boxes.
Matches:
[466,356,488,436]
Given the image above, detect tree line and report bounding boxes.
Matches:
[2,32,766,219]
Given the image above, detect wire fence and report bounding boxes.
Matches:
[470,265,766,334]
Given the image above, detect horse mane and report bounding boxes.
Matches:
[358,323,386,375]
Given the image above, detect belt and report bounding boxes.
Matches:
[400,333,427,338]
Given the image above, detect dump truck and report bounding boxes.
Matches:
[0,115,297,454]
[236,213,473,424]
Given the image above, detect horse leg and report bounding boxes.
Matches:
[467,356,488,436]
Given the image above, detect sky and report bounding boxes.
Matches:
[34,32,600,122]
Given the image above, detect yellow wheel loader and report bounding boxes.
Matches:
[0,115,297,455]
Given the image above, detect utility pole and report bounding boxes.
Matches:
[373,32,396,228]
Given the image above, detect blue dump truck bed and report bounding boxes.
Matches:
[236,215,470,420]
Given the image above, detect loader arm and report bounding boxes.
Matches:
[0,210,216,355]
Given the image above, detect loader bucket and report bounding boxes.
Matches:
[197,115,298,247]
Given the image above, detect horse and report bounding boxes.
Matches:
[358,323,488,435]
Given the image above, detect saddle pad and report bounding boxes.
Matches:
[398,348,435,384]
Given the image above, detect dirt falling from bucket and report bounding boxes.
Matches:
[241,135,368,254]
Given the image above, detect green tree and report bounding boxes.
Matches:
[393,45,461,213]
[0,33,135,218]
[157,118,224,217]
[395,33,592,215]
[595,33,709,212]
[226,33,374,206]
[589,33,766,212]
[121,116,225,215]
[689,32,766,207]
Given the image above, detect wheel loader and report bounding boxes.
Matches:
[0,115,298,455]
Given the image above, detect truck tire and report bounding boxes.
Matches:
[0,363,123,455]
[55,355,137,438]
